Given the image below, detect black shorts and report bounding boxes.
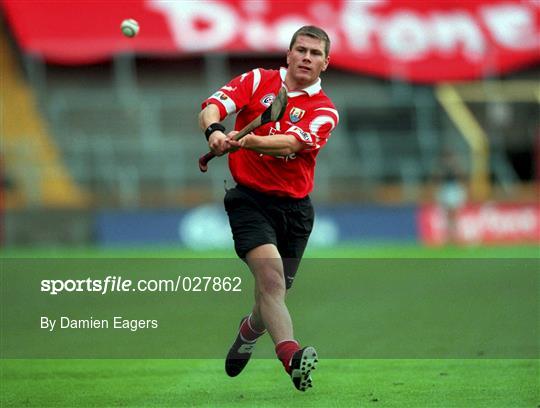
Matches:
[224,184,314,289]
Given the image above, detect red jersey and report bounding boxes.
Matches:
[202,67,339,198]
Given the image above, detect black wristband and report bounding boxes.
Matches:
[204,123,226,141]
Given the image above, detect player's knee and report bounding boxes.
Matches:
[256,272,286,299]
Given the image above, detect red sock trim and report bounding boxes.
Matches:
[239,315,265,342]
[275,340,300,373]
[247,315,266,335]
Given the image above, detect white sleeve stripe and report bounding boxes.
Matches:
[252,69,261,95]
[309,115,336,135]
[314,107,339,121]
[209,96,237,115]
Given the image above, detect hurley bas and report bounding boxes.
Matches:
[41,316,159,332]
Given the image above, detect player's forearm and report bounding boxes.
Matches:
[241,134,303,157]
[198,104,222,130]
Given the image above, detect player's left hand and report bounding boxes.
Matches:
[225,131,242,153]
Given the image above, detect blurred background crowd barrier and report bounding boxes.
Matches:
[1,0,539,248]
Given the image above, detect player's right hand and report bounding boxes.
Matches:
[208,131,229,156]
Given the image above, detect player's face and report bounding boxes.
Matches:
[287,35,329,88]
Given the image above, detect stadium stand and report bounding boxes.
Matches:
[1,30,87,208]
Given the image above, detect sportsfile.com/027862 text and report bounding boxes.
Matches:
[40,276,242,295]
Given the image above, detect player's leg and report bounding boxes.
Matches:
[245,244,293,344]
[251,199,314,338]
[245,243,313,390]
[223,187,275,377]
[276,197,317,391]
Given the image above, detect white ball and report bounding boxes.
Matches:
[121,19,139,38]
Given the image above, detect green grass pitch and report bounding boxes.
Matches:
[1,243,539,407]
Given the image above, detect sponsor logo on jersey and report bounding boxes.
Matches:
[299,130,312,143]
[276,152,297,161]
[289,107,305,123]
[288,126,314,144]
[212,91,229,101]
[260,93,275,107]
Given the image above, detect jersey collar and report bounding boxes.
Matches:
[280,67,321,97]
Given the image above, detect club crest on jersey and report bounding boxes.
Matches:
[260,93,275,107]
[289,107,305,123]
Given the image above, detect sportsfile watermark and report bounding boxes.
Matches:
[41,275,242,295]
[1,258,538,359]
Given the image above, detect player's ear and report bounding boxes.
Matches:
[286,49,291,65]
[322,56,330,72]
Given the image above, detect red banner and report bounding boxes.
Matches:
[2,0,539,82]
[419,203,540,245]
